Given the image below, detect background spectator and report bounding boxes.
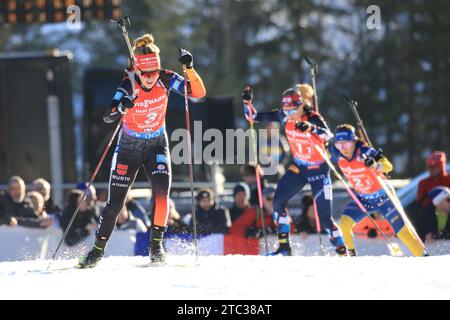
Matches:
[240,165,267,207]
[25,191,53,228]
[125,193,150,227]
[116,207,147,233]
[60,186,99,246]
[166,198,188,234]
[417,151,450,207]
[229,183,251,222]
[26,191,46,217]
[229,187,277,238]
[187,188,231,236]
[419,187,450,243]
[32,178,61,215]
[0,176,45,228]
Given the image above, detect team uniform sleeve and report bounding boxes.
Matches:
[159,69,206,99]
[103,76,133,124]
[308,114,334,142]
[360,145,393,173]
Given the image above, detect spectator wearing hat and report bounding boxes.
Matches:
[419,187,450,242]
[229,183,251,223]
[417,151,450,207]
[0,176,40,227]
[187,188,231,236]
[60,184,99,246]
[229,187,278,238]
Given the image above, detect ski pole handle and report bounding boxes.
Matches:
[112,17,136,63]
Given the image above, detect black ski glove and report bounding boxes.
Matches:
[118,95,135,114]
[296,121,314,132]
[241,86,253,102]
[364,156,377,169]
[179,48,193,69]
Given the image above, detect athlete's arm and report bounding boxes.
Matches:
[178,48,207,98]
[159,69,206,99]
[184,68,206,98]
[103,76,133,124]
[308,113,334,142]
[361,145,393,173]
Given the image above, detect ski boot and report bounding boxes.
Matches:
[347,248,357,257]
[335,245,348,257]
[268,233,292,256]
[149,226,167,264]
[269,243,292,256]
[78,245,104,269]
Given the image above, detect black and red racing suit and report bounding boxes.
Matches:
[96,68,206,244]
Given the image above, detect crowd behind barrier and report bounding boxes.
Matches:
[1,150,449,262]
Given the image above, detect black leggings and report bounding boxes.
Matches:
[96,131,171,242]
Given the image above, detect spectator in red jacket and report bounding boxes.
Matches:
[229,187,277,238]
[417,151,450,207]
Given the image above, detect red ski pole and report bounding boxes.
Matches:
[246,101,269,254]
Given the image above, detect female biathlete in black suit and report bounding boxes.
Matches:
[79,34,206,268]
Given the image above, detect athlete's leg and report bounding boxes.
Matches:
[143,134,172,262]
[308,163,346,253]
[271,165,307,255]
[378,197,425,257]
[96,134,142,247]
[79,133,143,268]
[340,201,366,254]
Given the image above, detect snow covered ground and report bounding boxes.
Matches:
[0,254,449,300]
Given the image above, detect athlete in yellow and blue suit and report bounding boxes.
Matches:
[329,124,426,256]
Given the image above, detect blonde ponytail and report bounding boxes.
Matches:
[133,33,160,55]
[296,84,314,105]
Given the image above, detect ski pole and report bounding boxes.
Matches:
[111,17,135,62]
[47,118,124,270]
[342,95,372,146]
[304,57,319,112]
[246,101,269,255]
[308,136,404,256]
[182,65,200,264]
[304,57,325,254]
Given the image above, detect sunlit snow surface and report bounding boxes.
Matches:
[0,255,449,300]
